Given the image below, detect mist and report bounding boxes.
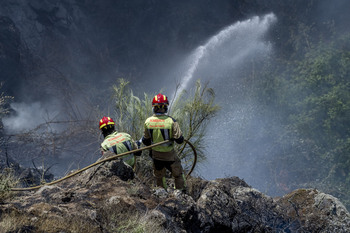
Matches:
[170,13,278,194]
[1,0,350,198]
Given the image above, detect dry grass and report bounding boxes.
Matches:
[112,211,170,233]
[37,216,100,233]
[0,206,170,233]
[117,215,167,233]
[0,168,18,202]
[0,210,27,232]
[0,210,100,233]
[97,200,170,233]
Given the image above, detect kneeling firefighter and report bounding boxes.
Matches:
[99,116,141,167]
[142,93,186,191]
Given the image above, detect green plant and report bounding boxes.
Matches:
[0,168,18,202]
[0,85,13,156]
[112,78,220,173]
[254,32,350,208]
[0,85,13,119]
[171,80,220,164]
[112,78,153,140]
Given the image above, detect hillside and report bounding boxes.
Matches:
[1,1,350,230]
[1,155,349,233]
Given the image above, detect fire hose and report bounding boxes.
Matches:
[10,139,197,191]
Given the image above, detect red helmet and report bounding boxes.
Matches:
[99,116,115,129]
[152,93,169,106]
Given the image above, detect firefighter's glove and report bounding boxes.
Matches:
[142,136,152,146]
[173,135,184,144]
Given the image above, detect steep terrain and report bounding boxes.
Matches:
[1,156,349,233]
[1,2,350,231]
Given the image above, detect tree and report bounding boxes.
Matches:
[254,33,350,207]
[0,85,13,126]
[170,80,220,162]
[0,85,13,154]
[287,34,350,205]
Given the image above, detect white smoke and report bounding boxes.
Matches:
[3,101,59,133]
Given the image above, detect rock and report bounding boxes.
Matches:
[152,188,169,199]
[276,188,350,232]
[93,159,135,181]
[1,161,349,233]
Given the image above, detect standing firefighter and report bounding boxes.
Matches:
[142,93,186,192]
[99,116,140,167]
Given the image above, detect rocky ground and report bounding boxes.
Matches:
[0,156,350,233]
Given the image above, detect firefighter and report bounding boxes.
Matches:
[142,93,186,192]
[99,116,140,167]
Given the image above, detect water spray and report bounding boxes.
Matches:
[172,13,276,101]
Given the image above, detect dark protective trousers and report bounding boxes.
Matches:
[153,156,185,190]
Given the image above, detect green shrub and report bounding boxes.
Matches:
[0,168,18,202]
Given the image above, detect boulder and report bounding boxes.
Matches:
[0,160,349,233]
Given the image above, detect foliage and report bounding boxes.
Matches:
[285,35,350,157]
[0,85,13,164]
[0,86,13,120]
[287,35,350,207]
[112,78,153,140]
[170,80,221,162]
[112,78,220,172]
[253,32,350,208]
[0,168,18,202]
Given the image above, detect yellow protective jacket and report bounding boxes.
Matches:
[143,114,183,161]
[100,131,137,166]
